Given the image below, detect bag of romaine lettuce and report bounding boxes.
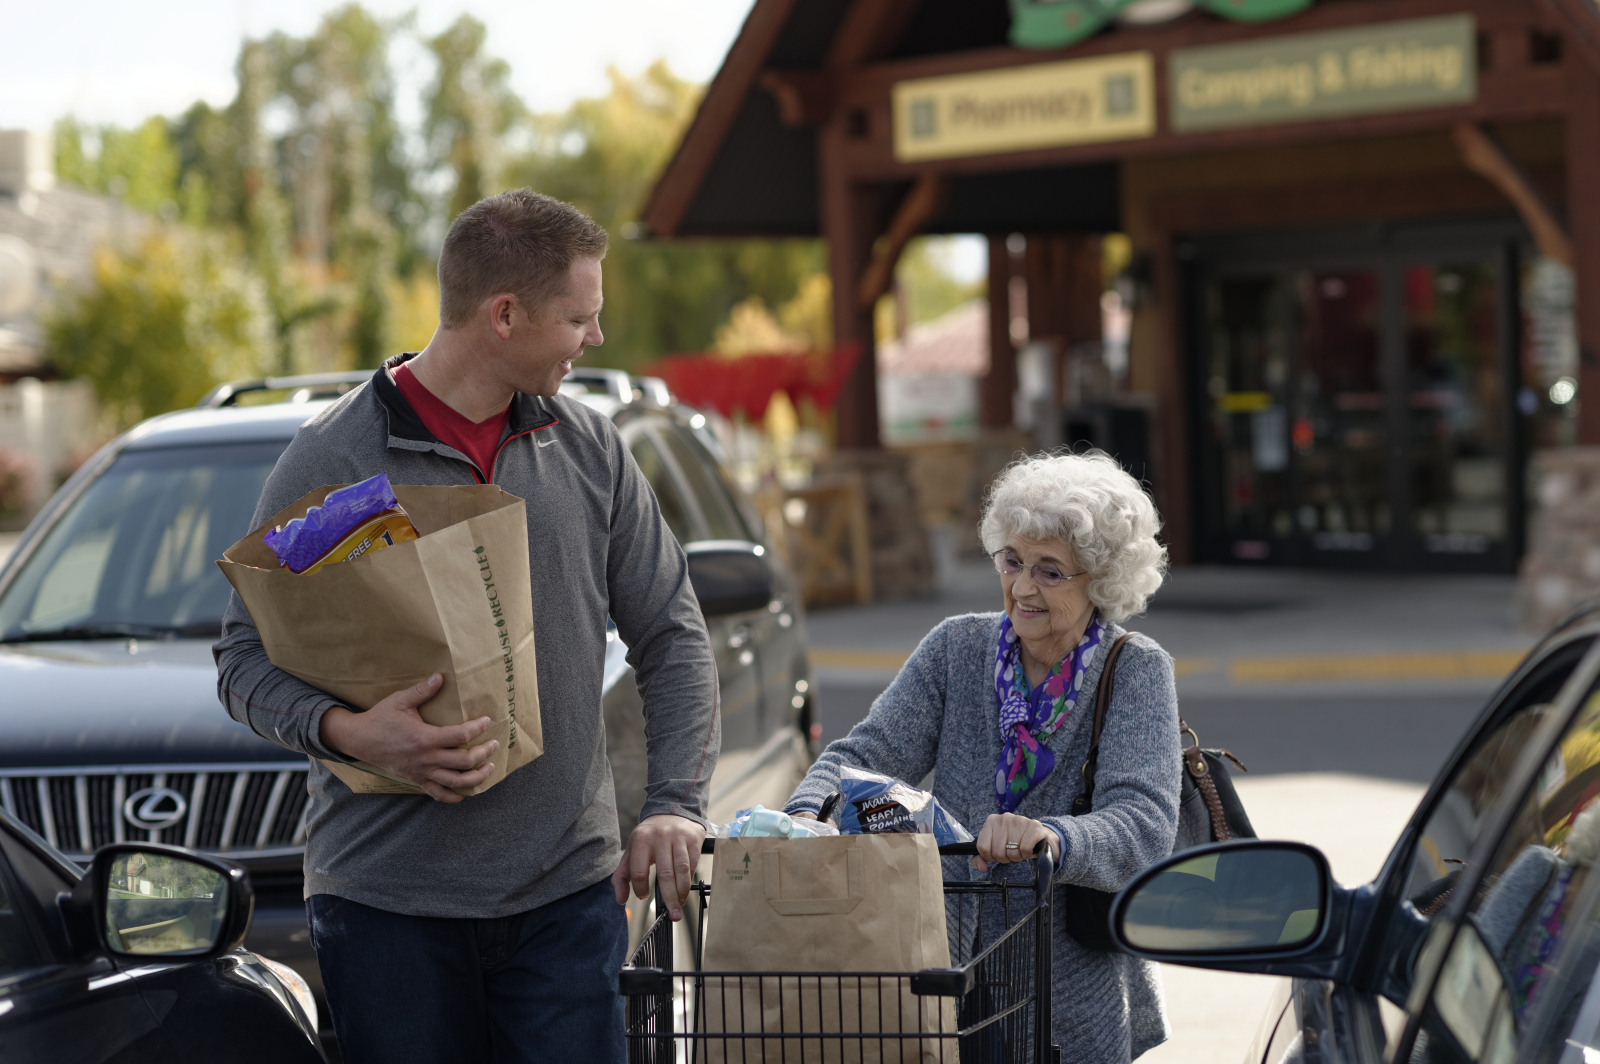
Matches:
[836,767,973,847]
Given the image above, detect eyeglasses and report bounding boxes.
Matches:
[992,551,1088,588]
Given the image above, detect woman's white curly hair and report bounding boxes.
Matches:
[979,451,1167,624]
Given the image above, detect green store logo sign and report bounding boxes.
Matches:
[1009,0,1312,50]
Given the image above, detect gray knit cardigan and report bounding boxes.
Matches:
[785,612,1181,1063]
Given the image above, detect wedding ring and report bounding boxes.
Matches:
[1005,842,1020,850]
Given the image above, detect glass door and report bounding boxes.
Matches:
[1402,261,1507,557]
[1192,229,1517,571]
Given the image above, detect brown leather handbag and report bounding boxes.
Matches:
[1059,633,1257,951]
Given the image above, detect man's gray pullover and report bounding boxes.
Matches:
[214,355,720,919]
[785,613,1180,1063]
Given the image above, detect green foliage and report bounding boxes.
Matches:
[43,230,272,429]
[45,8,848,392]
[898,237,986,325]
[54,117,183,218]
[507,62,825,371]
[426,14,523,222]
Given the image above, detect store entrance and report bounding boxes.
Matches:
[1189,221,1525,571]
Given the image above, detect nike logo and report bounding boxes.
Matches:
[537,438,557,448]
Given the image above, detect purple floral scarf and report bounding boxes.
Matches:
[994,611,1105,814]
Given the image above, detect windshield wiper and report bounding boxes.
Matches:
[0,622,223,644]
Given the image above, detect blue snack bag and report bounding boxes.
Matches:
[836,767,973,847]
[263,473,419,575]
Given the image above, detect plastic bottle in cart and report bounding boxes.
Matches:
[741,806,795,838]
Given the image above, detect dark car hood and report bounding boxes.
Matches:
[0,639,301,768]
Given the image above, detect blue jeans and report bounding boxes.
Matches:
[307,878,628,1064]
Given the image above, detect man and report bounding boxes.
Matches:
[214,189,718,1063]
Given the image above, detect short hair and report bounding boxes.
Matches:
[979,451,1167,623]
[437,189,608,328]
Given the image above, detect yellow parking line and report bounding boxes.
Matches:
[809,648,1529,684]
[1229,649,1527,684]
[810,649,911,670]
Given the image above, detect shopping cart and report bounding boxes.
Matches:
[620,837,1057,1063]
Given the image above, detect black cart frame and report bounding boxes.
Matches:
[620,838,1057,1063]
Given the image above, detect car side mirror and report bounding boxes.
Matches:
[77,844,253,960]
[1111,841,1331,958]
[686,541,773,618]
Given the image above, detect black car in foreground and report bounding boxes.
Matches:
[0,368,814,1050]
[0,807,322,1060]
[1111,602,1600,1063]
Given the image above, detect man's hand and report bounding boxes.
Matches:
[973,812,1057,872]
[318,673,497,804]
[612,814,708,922]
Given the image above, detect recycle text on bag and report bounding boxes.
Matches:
[218,482,542,796]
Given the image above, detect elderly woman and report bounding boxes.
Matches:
[785,451,1180,1063]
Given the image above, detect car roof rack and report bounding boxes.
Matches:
[561,368,637,403]
[198,371,374,408]
[201,367,679,410]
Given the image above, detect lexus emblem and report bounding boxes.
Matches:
[123,787,188,831]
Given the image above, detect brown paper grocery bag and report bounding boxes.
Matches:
[699,835,955,1063]
[218,483,541,796]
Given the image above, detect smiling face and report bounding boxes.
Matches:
[999,532,1095,673]
[500,255,605,397]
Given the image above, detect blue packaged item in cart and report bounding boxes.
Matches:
[836,767,973,846]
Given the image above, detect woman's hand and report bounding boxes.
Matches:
[973,813,1057,871]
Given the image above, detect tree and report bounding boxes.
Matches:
[425,15,523,223]
[507,62,825,371]
[42,229,272,429]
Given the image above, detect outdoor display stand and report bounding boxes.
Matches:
[620,838,1057,1063]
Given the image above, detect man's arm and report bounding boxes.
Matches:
[214,422,495,801]
[601,426,721,919]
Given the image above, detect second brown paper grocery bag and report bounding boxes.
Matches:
[699,834,955,1063]
[219,482,541,796]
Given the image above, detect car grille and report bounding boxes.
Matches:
[0,763,311,861]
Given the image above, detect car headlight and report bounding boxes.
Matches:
[258,956,319,1033]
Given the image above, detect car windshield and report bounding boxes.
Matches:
[0,441,287,642]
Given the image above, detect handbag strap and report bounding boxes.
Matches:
[1179,718,1237,842]
[1070,632,1134,816]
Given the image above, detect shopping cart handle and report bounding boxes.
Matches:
[699,838,1045,859]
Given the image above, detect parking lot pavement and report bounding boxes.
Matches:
[804,552,1517,1063]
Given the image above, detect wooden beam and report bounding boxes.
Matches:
[1538,0,1600,77]
[1145,165,1565,234]
[854,174,951,311]
[638,0,799,237]
[759,70,836,127]
[821,126,882,450]
[826,0,923,69]
[1568,58,1600,445]
[1453,121,1574,265]
[981,234,1019,430]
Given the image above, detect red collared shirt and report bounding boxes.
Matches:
[392,362,511,480]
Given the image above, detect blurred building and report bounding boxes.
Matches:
[0,131,127,524]
[642,0,1600,579]
[0,130,145,380]
[877,298,985,446]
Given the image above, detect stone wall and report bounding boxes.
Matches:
[816,449,935,601]
[1515,447,1600,631]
